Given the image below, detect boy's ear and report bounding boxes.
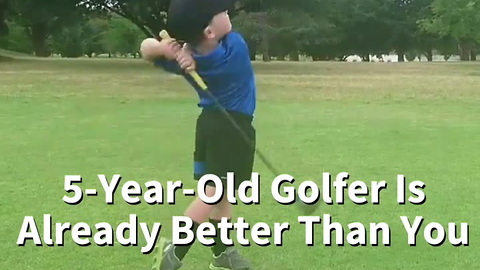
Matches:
[204,26,215,39]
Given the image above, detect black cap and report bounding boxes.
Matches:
[166,0,237,44]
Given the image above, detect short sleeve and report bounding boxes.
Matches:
[226,31,249,55]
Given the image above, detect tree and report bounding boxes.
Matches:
[435,35,459,60]
[334,0,393,61]
[82,0,332,61]
[0,18,32,53]
[82,0,171,38]
[7,0,82,56]
[297,10,340,61]
[233,9,301,62]
[102,15,144,57]
[0,0,8,37]
[420,0,480,60]
[386,0,436,62]
[50,19,86,58]
[234,0,336,61]
[231,11,264,60]
[82,15,110,57]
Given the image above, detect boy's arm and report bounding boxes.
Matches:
[153,43,197,75]
[140,38,183,75]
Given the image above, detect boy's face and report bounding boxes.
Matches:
[205,10,232,41]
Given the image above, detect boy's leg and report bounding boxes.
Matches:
[152,110,255,270]
[206,111,256,270]
[152,187,219,270]
[176,185,222,259]
[152,112,217,270]
[209,196,233,256]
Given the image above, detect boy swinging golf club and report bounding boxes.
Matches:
[140,0,319,269]
[141,0,257,269]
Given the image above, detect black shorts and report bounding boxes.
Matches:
[193,108,256,190]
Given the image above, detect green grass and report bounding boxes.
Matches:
[1,58,479,269]
[0,48,39,61]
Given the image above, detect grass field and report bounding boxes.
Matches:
[1,58,479,270]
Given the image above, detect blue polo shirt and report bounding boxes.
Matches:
[154,31,256,117]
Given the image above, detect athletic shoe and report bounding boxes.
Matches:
[209,247,252,270]
[151,238,183,270]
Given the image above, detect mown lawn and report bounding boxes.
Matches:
[1,58,479,269]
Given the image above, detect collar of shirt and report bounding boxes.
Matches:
[192,37,228,66]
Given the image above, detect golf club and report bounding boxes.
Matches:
[159,30,318,214]
[159,30,281,176]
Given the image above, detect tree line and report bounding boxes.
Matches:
[0,0,479,61]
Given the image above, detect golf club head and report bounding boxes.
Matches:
[299,201,320,215]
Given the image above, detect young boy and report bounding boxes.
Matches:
[140,0,256,269]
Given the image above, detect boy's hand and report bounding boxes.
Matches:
[140,38,182,62]
[176,44,196,72]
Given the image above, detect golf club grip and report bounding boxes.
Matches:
[159,30,208,91]
[189,72,208,90]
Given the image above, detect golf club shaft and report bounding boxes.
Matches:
[203,89,282,177]
[159,30,282,178]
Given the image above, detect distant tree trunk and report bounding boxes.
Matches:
[458,40,471,61]
[260,13,270,62]
[405,51,416,62]
[30,23,50,57]
[0,0,8,37]
[247,41,257,61]
[276,54,286,61]
[397,50,405,62]
[0,20,6,37]
[262,35,270,61]
[459,51,469,61]
[289,52,299,61]
[470,50,477,61]
[425,50,433,61]
[361,54,370,62]
[249,51,256,61]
